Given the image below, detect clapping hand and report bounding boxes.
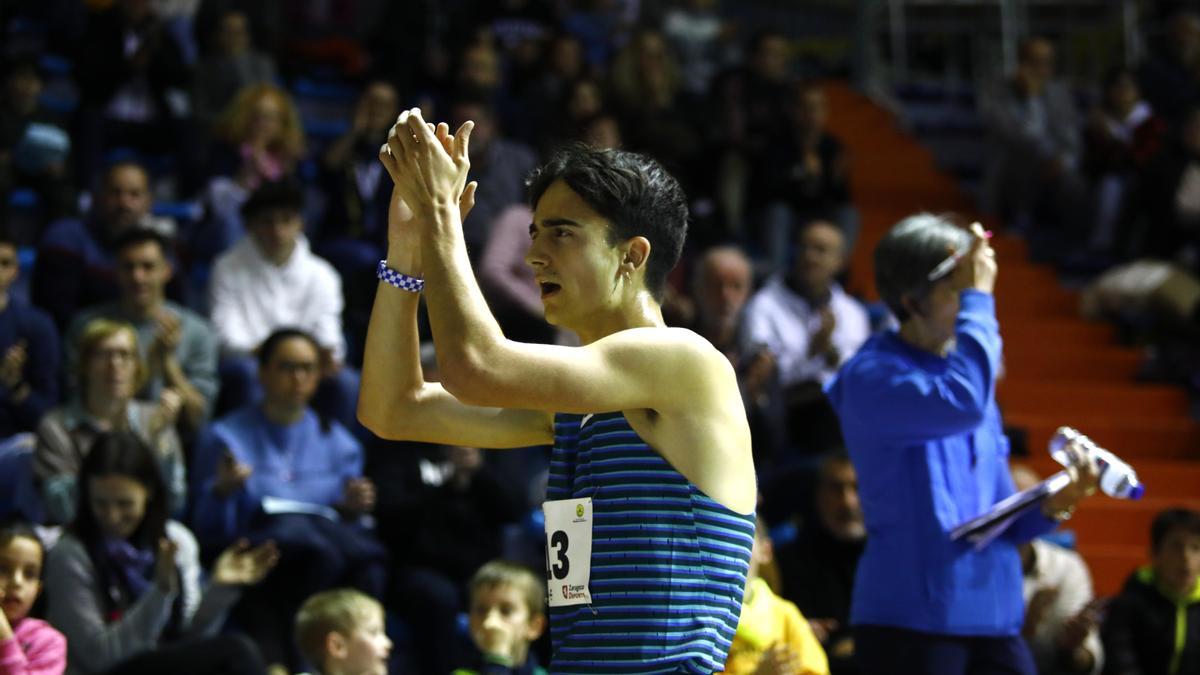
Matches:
[380,108,476,221]
[154,537,180,592]
[753,642,803,675]
[0,341,27,390]
[341,477,376,515]
[211,539,279,586]
[214,451,253,498]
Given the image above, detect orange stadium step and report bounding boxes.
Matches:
[1000,346,1143,381]
[1008,415,1200,461]
[999,382,1192,420]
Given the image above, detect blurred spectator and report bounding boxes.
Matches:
[0,229,60,438]
[318,80,402,279]
[1102,507,1200,675]
[208,179,359,431]
[562,0,630,69]
[295,588,393,675]
[34,318,185,525]
[44,431,275,675]
[0,520,66,674]
[662,0,733,99]
[197,83,305,263]
[1131,106,1200,269]
[519,33,585,149]
[0,55,74,223]
[776,450,865,674]
[724,516,830,675]
[32,160,175,330]
[1013,465,1104,675]
[609,28,703,192]
[371,443,526,675]
[578,112,623,149]
[1138,9,1200,125]
[467,0,558,54]
[714,30,794,238]
[73,0,198,192]
[66,228,219,433]
[451,96,538,262]
[980,37,1087,241]
[753,82,857,271]
[1082,67,1166,257]
[454,560,549,675]
[191,328,385,671]
[479,203,557,344]
[192,9,279,130]
[741,218,869,459]
[543,77,607,155]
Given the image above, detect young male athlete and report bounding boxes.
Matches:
[358,109,757,673]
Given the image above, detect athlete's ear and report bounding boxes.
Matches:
[623,236,651,275]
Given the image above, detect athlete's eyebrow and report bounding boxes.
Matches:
[529,218,584,236]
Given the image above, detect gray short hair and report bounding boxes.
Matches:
[874,213,971,322]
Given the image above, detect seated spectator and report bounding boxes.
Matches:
[0,229,60,438]
[662,0,731,100]
[72,0,198,191]
[1013,465,1104,675]
[1102,508,1200,675]
[371,442,527,675]
[741,218,870,460]
[1138,9,1200,125]
[725,516,829,675]
[294,588,392,675]
[751,81,857,271]
[1081,67,1166,257]
[775,450,865,674]
[0,519,66,674]
[317,80,402,280]
[192,9,278,131]
[478,204,557,344]
[0,54,74,222]
[609,28,704,194]
[44,431,276,674]
[66,228,219,433]
[450,95,539,262]
[980,37,1088,243]
[208,180,359,430]
[34,319,185,525]
[33,160,176,330]
[454,560,548,675]
[197,84,305,263]
[1131,106,1200,268]
[192,329,385,670]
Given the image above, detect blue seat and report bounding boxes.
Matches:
[0,434,45,523]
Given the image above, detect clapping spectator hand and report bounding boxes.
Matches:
[149,310,182,363]
[154,537,180,592]
[1023,586,1060,638]
[149,387,183,436]
[0,340,28,400]
[753,642,803,675]
[447,446,483,490]
[808,618,839,643]
[211,539,280,586]
[341,477,376,516]
[214,451,253,497]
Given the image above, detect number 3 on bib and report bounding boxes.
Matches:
[542,497,593,607]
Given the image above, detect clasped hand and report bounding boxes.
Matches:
[379,107,476,221]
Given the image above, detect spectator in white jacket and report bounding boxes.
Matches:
[208,179,360,432]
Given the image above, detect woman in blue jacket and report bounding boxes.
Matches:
[825,215,1098,675]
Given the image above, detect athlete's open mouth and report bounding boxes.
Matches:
[540,282,561,298]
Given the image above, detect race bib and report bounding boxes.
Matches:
[543,497,593,607]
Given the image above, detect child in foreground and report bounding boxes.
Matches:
[0,519,66,675]
[454,560,547,675]
[294,588,392,675]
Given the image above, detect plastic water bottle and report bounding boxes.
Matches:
[1049,427,1145,500]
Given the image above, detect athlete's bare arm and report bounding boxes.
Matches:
[375,110,756,513]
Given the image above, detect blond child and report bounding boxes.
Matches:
[0,520,65,675]
[725,519,830,675]
[294,589,391,675]
[454,561,547,675]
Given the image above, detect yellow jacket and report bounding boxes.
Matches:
[724,578,830,675]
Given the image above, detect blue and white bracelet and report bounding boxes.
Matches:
[376,260,425,293]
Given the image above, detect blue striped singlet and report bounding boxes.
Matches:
[547,412,756,674]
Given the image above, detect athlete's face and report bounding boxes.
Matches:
[526,180,628,332]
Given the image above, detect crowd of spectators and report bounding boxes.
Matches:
[0,1,1196,674]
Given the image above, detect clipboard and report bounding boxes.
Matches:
[949,471,1072,550]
